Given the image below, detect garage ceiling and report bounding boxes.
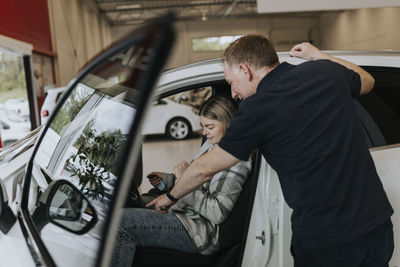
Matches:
[94,0,258,25]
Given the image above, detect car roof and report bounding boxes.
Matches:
[156,51,400,96]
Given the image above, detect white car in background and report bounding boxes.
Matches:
[0,14,399,267]
[141,98,201,140]
[40,87,66,125]
[0,103,31,147]
[0,117,31,147]
[4,98,30,120]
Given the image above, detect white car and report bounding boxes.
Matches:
[0,105,31,147]
[40,87,67,125]
[0,14,399,267]
[3,98,30,120]
[142,98,201,140]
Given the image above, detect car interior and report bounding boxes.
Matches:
[358,66,400,148]
[122,68,400,266]
[121,80,264,266]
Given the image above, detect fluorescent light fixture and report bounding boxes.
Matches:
[116,4,142,10]
[192,35,242,52]
[258,0,400,13]
[120,13,141,19]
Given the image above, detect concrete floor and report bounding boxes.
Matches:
[140,135,202,194]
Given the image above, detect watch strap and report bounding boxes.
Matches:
[166,188,179,202]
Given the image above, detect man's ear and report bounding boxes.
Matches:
[239,63,253,81]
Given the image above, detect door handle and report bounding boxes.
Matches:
[256,230,266,245]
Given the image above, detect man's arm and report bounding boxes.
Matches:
[289,42,375,95]
[146,145,240,213]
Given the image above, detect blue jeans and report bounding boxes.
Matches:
[111,208,198,267]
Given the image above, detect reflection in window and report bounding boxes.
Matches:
[28,36,157,266]
[50,84,94,134]
[192,35,242,52]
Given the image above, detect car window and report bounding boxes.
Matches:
[140,87,212,192]
[32,82,134,267]
[141,86,212,141]
[359,67,400,147]
[21,15,174,267]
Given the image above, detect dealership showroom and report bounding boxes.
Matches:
[0,1,399,267]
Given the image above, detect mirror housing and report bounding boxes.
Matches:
[32,180,98,235]
[0,180,16,234]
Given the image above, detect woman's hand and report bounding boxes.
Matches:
[147,171,162,188]
[173,161,190,178]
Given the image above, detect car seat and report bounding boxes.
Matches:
[133,150,261,267]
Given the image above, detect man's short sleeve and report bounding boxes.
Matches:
[331,61,361,98]
[219,108,260,161]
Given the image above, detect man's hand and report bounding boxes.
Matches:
[289,42,329,61]
[173,161,190,178]
[146,194,175,213]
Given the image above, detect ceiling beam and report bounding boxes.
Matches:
[101,1,256,13]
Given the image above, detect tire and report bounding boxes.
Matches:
[166,118,191,140]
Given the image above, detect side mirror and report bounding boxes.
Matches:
[0,180,16,234]
[32,180,98,235]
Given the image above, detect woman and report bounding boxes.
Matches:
[112,95,252,266]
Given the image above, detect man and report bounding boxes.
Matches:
[148,35,394,266]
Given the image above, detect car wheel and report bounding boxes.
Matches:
[166,118,191,140]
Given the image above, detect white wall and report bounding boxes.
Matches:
[112,16,320,69]
[112,7,400,70]
[320,7,400,51]
[46,5,400,86]
[48,0,112,86]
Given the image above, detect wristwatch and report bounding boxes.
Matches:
[166,188,179,202]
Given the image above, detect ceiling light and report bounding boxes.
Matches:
[116,4,142,10]
[202,11,207,21]
[120,13,141,19]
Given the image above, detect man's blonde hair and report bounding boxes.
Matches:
[223,34,279,70]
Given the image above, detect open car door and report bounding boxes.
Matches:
[17,13,175,267]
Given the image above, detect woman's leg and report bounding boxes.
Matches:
[111,208,197,267]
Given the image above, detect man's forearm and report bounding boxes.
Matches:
[170,158,214,199]
[289,42,375,95]
[169,145,240,199]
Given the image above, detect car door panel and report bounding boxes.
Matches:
[371,145,400,266]
[0,222,36,267]
[242,159,293,267]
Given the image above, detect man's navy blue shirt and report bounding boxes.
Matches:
[219,60,393,248]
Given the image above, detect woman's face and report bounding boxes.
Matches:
[200,116,225,144]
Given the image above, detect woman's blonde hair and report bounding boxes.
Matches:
[199,95,238,133]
